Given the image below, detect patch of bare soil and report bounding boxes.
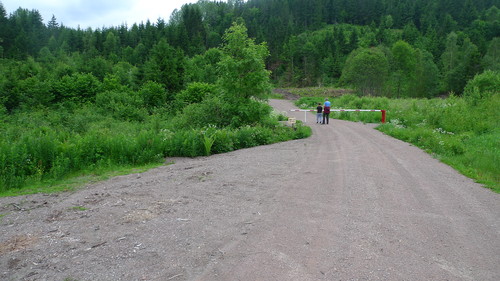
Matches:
[0,235,38,255]
[1,99,499,281]
[272,89,300,100]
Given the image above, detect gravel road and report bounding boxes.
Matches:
[1,99,499,281]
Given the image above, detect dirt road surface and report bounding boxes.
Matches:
[1,99,499,281]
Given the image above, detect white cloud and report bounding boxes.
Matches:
[1,0,199,29]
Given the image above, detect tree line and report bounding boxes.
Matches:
[0,0,499,112]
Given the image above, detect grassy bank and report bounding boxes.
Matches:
[0,103,311,195]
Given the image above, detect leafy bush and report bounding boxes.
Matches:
[236,126,261,148]
[173,96,274,129]
[51,73,101,102]
[211,128,236,153]
[173,96,233,128]
[14,77,54,107]
[184,48,223,84]
[95,90,148,121]
[174,82,218,112]
[463,70,499,103]
[139,81,168,111]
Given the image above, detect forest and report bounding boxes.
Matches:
[1,0,499,105]
[0,0,499,192]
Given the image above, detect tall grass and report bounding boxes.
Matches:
[0,104,311,193]
[295,93,499,192]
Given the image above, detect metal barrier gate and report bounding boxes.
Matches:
[290,109,386,123]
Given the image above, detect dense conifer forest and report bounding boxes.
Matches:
[1,0,499,111]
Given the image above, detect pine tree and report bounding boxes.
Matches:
[47,15,58,30]
[144,39,186,93]
[0,2,7,57]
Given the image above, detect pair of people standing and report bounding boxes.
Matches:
[316,98,331,124]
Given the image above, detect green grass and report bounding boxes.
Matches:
[0,162,164,197]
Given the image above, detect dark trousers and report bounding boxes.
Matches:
[323,113,330,124]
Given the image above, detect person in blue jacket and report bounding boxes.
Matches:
[323,98,331,124]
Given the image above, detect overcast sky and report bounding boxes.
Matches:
[1,0,200,29]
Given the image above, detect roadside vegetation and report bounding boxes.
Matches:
[292,71,499,192]
[0,23,311,195]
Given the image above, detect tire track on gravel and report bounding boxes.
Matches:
[336,117,499,280]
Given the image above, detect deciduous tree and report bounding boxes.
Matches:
[217,22,271,100]
[340,47,389,96]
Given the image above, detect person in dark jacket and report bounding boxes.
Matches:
[316,103,323,123]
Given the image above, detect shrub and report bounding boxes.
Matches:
[175,82,217,108]
[173,96,233,128]
[233,99,273,127]
[163,129,204,157]
[139,81,168,111]
[95,90,148,121]
[236,126,260,148]
[463,70,500,102]
[15,77,54,107]
[212,128,236,153]
[51,73,101,102]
